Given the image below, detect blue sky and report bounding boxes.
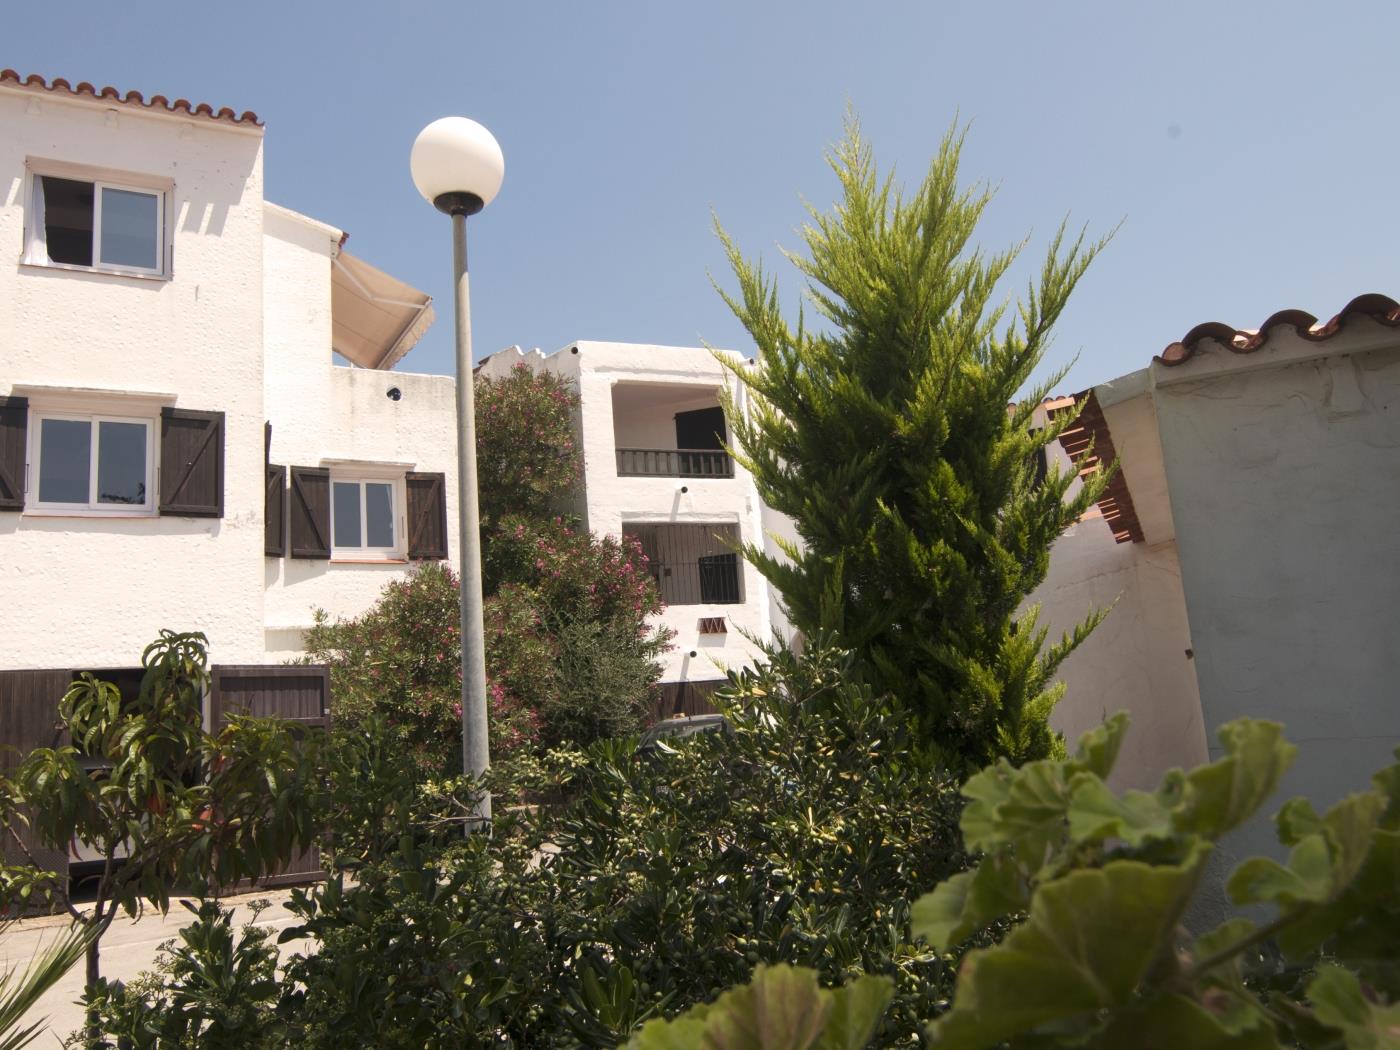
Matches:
[14,1,1399,391]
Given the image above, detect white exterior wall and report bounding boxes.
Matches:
[260,206,459,660]
[480,342,774,684]
[0,88,268,668]
[0,87,458,673]
[1152,331,1400,870]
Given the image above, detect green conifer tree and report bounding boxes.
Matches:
[717,119,1111,772]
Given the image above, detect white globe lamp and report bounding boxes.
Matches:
[410,116,505,216]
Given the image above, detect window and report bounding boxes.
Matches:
[623,523,744,605]
[330,478,401,558]
[26,172,167,277]
[30,411,155,514]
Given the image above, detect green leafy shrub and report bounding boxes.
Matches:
[475,362,581,531]
[93,643,969,1047]
[717,117,1110,772]
[911,714,1400,1048]
[303,564,542,776]
[72,899,285,1049]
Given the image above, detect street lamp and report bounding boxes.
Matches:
[410,116,504,827]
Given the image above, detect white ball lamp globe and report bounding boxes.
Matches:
[410,116,505,216]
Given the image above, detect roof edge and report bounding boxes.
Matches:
[0,69,262,128]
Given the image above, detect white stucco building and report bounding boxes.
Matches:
[478,341,790,714]
[1032,294,1400,893]
[0,68,458,877]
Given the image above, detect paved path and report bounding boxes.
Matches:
[2,890,308,1045]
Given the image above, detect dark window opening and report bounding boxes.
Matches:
[675,406,727,451]
[41,176,95,267]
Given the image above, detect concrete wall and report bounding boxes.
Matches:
[0,87,268,668]
[1028,421,1208,790]
[260,206,459,661]
[1154,336,1400,866]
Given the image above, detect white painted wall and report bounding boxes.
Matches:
[0,87,268,668]
[1152,332,1400,871]
[479,341,774,684]
[260,207,460,661]
[0,88,458,673]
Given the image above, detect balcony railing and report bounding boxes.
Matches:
[647,554,743,605]
[616,448,734,478]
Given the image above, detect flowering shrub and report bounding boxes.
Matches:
[303,564,541,776]
[475,363,581,530]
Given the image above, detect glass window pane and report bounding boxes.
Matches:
[97,422,148,505]
[333,482,362,548]
[98,188,159,270]
[39,419,92,503]
[365,483,394,548]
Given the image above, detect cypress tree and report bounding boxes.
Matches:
[717,119,1111,772]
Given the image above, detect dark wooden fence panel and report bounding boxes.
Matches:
[210,665,330,889]
[0,669,73,889]
[649,679,724,722]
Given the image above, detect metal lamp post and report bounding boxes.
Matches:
[410,116,505,827]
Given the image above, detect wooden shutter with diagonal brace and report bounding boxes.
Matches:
[288,466,330,559]
[405,471,448,560]
[159,407,225,517]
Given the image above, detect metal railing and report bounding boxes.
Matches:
[647,554,743,605]
[616,447,734,478]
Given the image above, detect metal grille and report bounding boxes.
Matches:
[623,523,743,605]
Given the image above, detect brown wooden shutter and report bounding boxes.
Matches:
[0,396,27,511]
[210,664,330,888]
[405,471,448,560]
[0,669,73,888]
[265,464,286,556]
[159,408,225,517]
[288,466,330,559]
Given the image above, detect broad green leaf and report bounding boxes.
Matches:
[1373,752,1400,830]
[815,974,894,1050]
[1308,965,1400,1049]
[925,847,1209,1050]
[1073,713,1129,780]
[1276,797,1324,846]
[1091,991,1285,1049]
[959,761,1015,852]
[1190,918,1258,992]
[912,854,1026,952]
[1229,792,1384,909]
[1173,721,1296,841]
[627,965,831,1050]
[1277,829,1400,966]
[1067,774,1174,847]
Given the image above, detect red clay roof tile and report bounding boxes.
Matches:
[1155,293,1400,367]
[0,69,261,127]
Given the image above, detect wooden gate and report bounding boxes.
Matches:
[0,669,73,898]
[209,664,330,888]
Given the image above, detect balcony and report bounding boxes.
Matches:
[616,448,734,478]
[612,381,732,480]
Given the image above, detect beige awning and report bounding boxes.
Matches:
[331,251,436,370]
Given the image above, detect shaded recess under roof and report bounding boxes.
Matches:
[332,252,435,370]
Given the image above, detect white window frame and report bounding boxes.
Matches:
[329,474,405,561]
[22,160,173,280]
[28,409,158,516]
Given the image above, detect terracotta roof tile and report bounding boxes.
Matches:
[0,69,261,127]
[1155,293,1400,367]
[1057,389,1143,545]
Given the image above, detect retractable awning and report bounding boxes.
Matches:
[331,251,435,370]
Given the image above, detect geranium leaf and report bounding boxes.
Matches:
[912,854,1027,952]
[1067,774,1174,846]
[1172,721,1296,841]
[925,847,1208,1049]
[1308,965,1400,1050]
